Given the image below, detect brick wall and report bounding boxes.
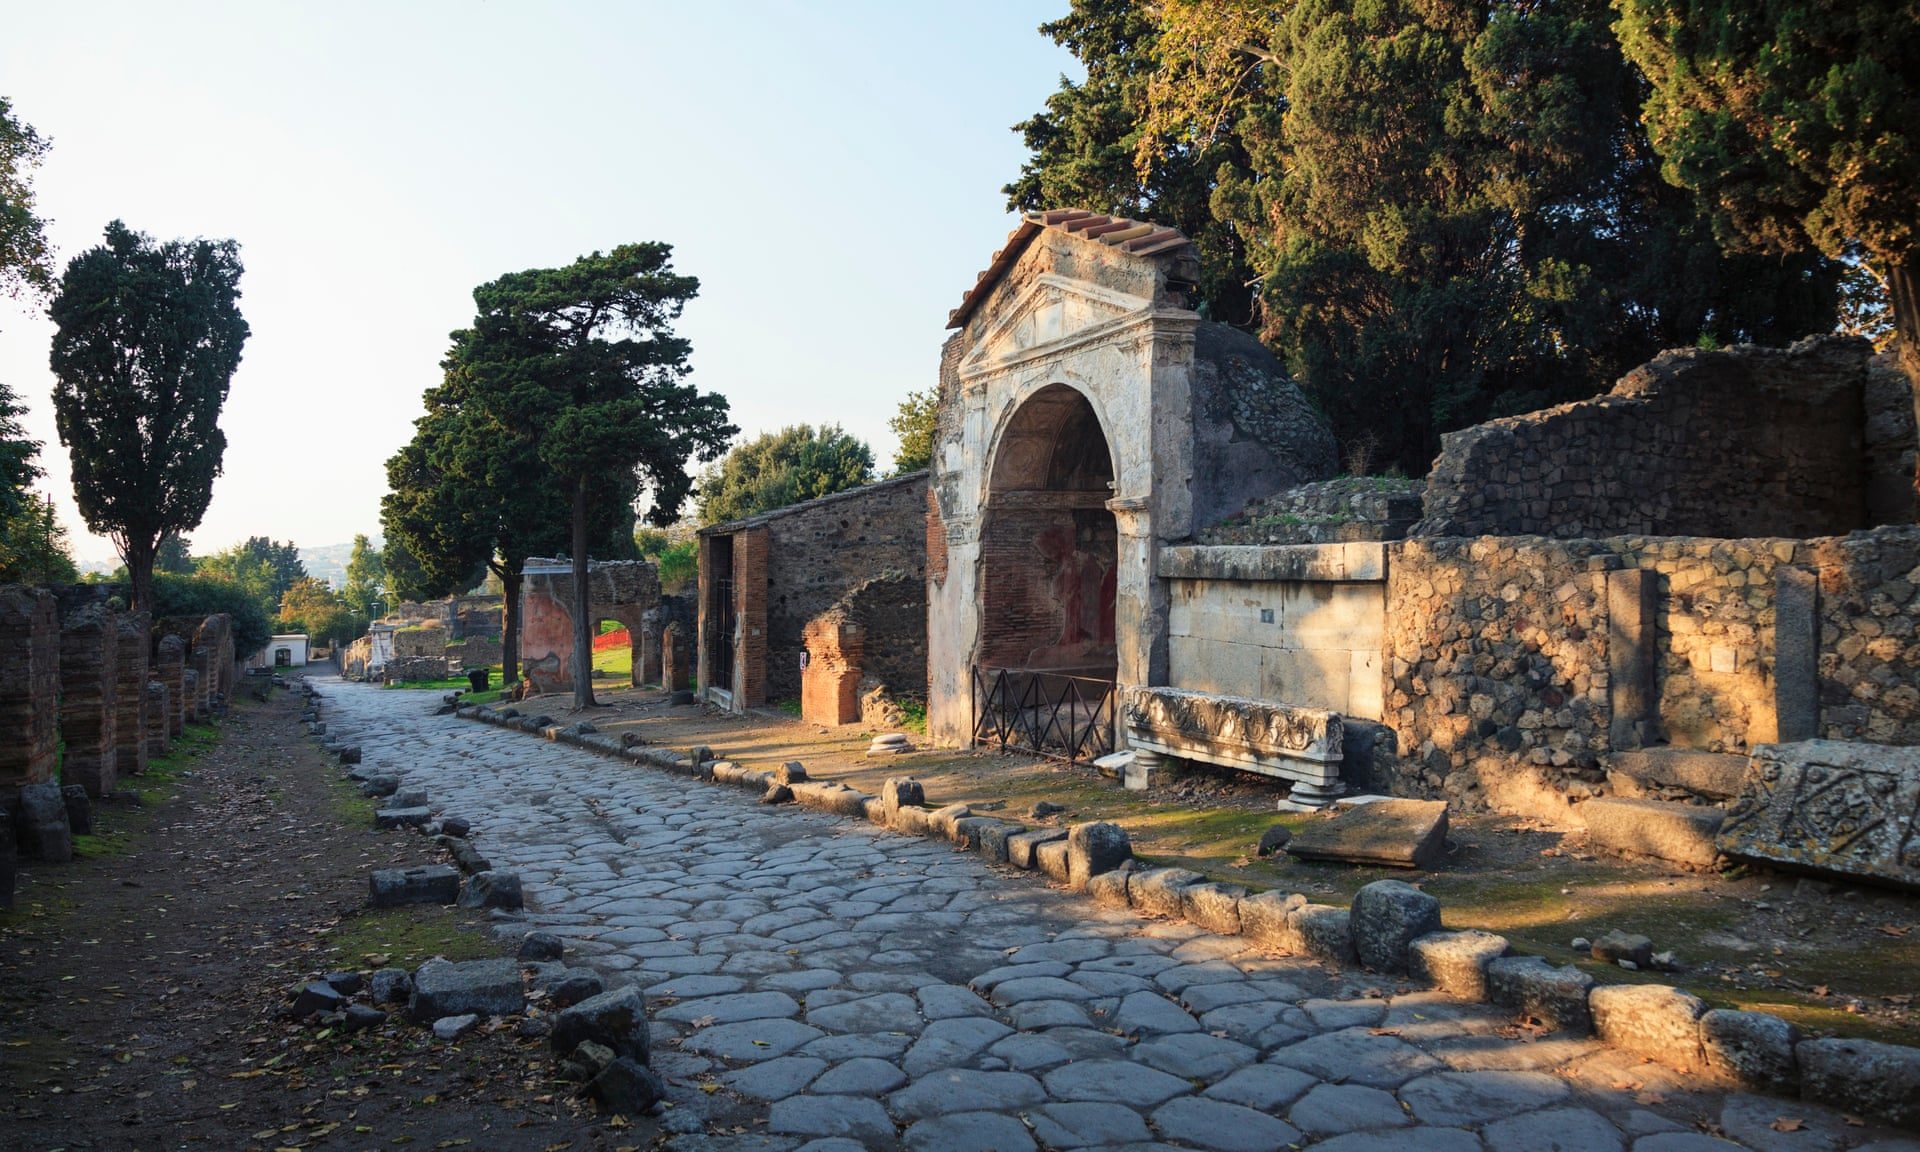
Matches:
[1417,337,1885,540]
[57,605,117,796]
[978,505,1116,673]
[114,611,150,778]
[0,586,59,792]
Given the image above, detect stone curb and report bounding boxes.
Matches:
[452,702,1920,1130]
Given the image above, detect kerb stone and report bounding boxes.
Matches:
[369,865,460,908]
[1409,930,1508,1001]
[1698,1009,1798,1093]
[1005,828,1065,870]
[1065,822,1131,891]
[1590,984,1705,1070]
[1129,867,1203,919]
[1349,880,1442,973]
[1486,957,1594,1033]
[1796,1036,1920,1127]
[1181,882,1246,936]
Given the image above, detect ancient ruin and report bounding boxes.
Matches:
[55,604,117,797]
[114,610,150,778]
[155,633,187,738]
[518,560,660,694]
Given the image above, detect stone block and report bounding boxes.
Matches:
[15,782,71,863]
[552,985,650,1064]
[790,781,872,818]
[1698,1009,1798,1093]
[1288,904,1355,965]
[1349,880,1442,972]
[1181,882,1246,935]
[1581,796,1723,869]
[375,806,432,829]
[392,788,429,809]
[1589,930,1652,967]
[1066,822,1131,891]
[1590,984,1705,1070]
[1409,930,1508,1001]
[1773,566,1819,742]
[1795,1036,1920,1127]
[878,776,923,823]
[1607,567,1656,749]
[974,821,1025,864]
[590,1056,664,1116]
[1005,827,1064,869]
[894,805,932,837]
[927,803,973,839]
[1238,890,1304,952]
[1035,838,1071,882]
[409,957,526,1022]
[1286,799,1447,869]
[458,870,524,910]
[773,760,808,785]
[1486,957,1594,1033]
[1129,867,1204,919]
[1085,860,1137,909]
[1718,740,1920,890]
[369,865,460,908]
[1606,749,1749,801]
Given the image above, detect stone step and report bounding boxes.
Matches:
[1579,796,1724,869]
[1605,748,1749,801]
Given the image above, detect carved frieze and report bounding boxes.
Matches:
[1717,740,1920,892]
[1123,685,1343,787]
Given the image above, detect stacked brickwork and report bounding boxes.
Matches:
[145,681,170,756]
[154,634,187,738]
[662,622,691,692]
[0,587,60,792]
[801,612,863,726]
[57,605,118,797]
[114,611,150,778]
[1417,337,1876,541]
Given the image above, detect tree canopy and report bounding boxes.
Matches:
[1010,0,1843,474]
[195,536,305,621]
[887,388,937,475]
[696,424,874,526]
[149,572,272,655]
[277,575,358,645]
[49,220,248,608]
[341,533,386,619]
[0,96,54,307]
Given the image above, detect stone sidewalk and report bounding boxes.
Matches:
[319,680,1916,1152]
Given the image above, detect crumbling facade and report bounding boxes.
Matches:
[518,559,660,694]
[698,472,928,714]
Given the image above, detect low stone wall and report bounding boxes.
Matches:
[392,626,447,660]
[444,635,502,671]
[1200,476,1424,546]
[1417,337,1883,540]
[383,655,447,684]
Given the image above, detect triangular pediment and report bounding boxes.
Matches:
[958,274,1155,375]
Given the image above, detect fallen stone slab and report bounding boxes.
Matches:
[1486,956,1594,1033]
[1583,796,1724,869]
[369,865,460,908]
[551,985,650,1063]
[1606,748,1747,800]
[1591,984,1705,1070]
[375,806,432,829]
[15,783,72,863]
[1066,822,1131,891]
[409,957,525,1022]
[1285,799,1447,869]
[458,870,524,910]
[1718,740,1920,891]
[1796,1035,1920,1127]
[1350,879,1442,973]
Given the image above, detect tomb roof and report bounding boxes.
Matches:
[946,209,1190,330]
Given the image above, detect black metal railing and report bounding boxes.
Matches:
[971,666,1116,765]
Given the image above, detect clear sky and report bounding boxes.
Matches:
[0,1,1074,568]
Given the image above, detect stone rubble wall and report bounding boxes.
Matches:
[391,625,448,660]
[1201,476,1425,546]
[1863,350,1916,527]
[1416,337,1886,541]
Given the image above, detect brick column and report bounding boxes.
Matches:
[0,587,61,792]
[146,681,170,756]
[736,528,770,708]
[58,605,118,797]
[155,634,187,738]
[115,611,150,778]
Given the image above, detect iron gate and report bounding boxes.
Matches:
[708,576,736,694]
[971,666,1115,765]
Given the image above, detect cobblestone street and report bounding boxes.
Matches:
[321,679,1916,1152]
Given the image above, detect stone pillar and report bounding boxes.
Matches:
[183,667,201,722]
[114,611,150,778]
[639,610,664,687]
[146,680,170,756]
[1773,566,1820,743]
[801,614,864,726]
[1607,568,1657,751]
[155,634,187,738]
[0,586,61,792]
[57,605,118,798]
[662,623,691,692]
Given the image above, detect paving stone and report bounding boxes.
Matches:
[901,1016,1012,1077]
[767,1094,895,1146]
[1201,1063,1319,1111]
[1288,1083,1411,1135]
[1129,1032,1257,1080]
[887,1068,1045,1119]
[1398,1069,1571,1126]
[682,1019,824,1060]
[987,1032,1074,1071]
[1312,1128,1483,1152]
[1007,999,1093,1031]
[902,1111,1036,1152]
[809,1057,906,1096]
[916,983,993,1019]
[719,1055,828,1101]
[1042,1059,1194,1105]
[1719,1092,1853,1152]
[1482,1106,1625,1152]
[800,1032,913,1061]
[1111,990,1201,1036]
[1030,1101,1152,1149]
[657,991,801,1024]
[1301,997,1388,1030]
[804,992,921,1033]
[1266,1027,1444,1089]
[990,976,1092,1005]
[1150,1096,1302,1152]
[1630,1137,1748,1152]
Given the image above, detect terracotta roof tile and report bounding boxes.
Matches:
[947,210,1191,330]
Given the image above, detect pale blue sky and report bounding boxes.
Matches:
[0,1,1073,566]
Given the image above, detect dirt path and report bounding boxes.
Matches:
[0,673,637,1152]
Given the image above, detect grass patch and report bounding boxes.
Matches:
[385,677,470,691]
[592,643,631,682]
[324,904,498,967]
[896,698,928,735]
[774,699,802,717]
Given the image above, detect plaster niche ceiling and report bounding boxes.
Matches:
[959,274,1155,378]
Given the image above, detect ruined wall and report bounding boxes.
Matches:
[391,625,447,659]
[518,559,660,694]
[114,611,150,778]
[0,587,60,792]
[1417,338,1880,541]
[1806,526,1920,745]
[1201,476,1425,546]
[154,634,187,739]
[57,605,117,796]
[383,656,445,684]
[445,635,502,670]
[1864,351,1916,526]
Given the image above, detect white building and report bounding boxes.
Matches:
[249,633,310,669]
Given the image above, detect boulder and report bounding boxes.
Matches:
[1285,799,1447,869]
[15,783,72,863]
[440,816,472,838]
[1590,984,1705,1069]
[542,969,607,1008]
[337,745,363,765]
[409,957,526,1022]
[1066,822,1131,891]
[343,1003,387,1031]
[551,985,649,1064]
[1349,880,1443,973]
[289,980,346,1018]
[1698,1009,1798,1093]
[1408,930,1509,1001]
[458,870,524,910]
[1486,957,1594,1033]
[369,968,413,1005]
[1256,825,1292,856]
[369,865,461,908]
[520,931,566,962]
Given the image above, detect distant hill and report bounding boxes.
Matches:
[299,540,374,588]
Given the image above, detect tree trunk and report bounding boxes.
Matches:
[125,535,156,614]
[499,567,521,691]
[570,478,596,710]
[1890,255,1920,508]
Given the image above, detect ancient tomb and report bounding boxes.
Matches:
[518,559,660,694]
